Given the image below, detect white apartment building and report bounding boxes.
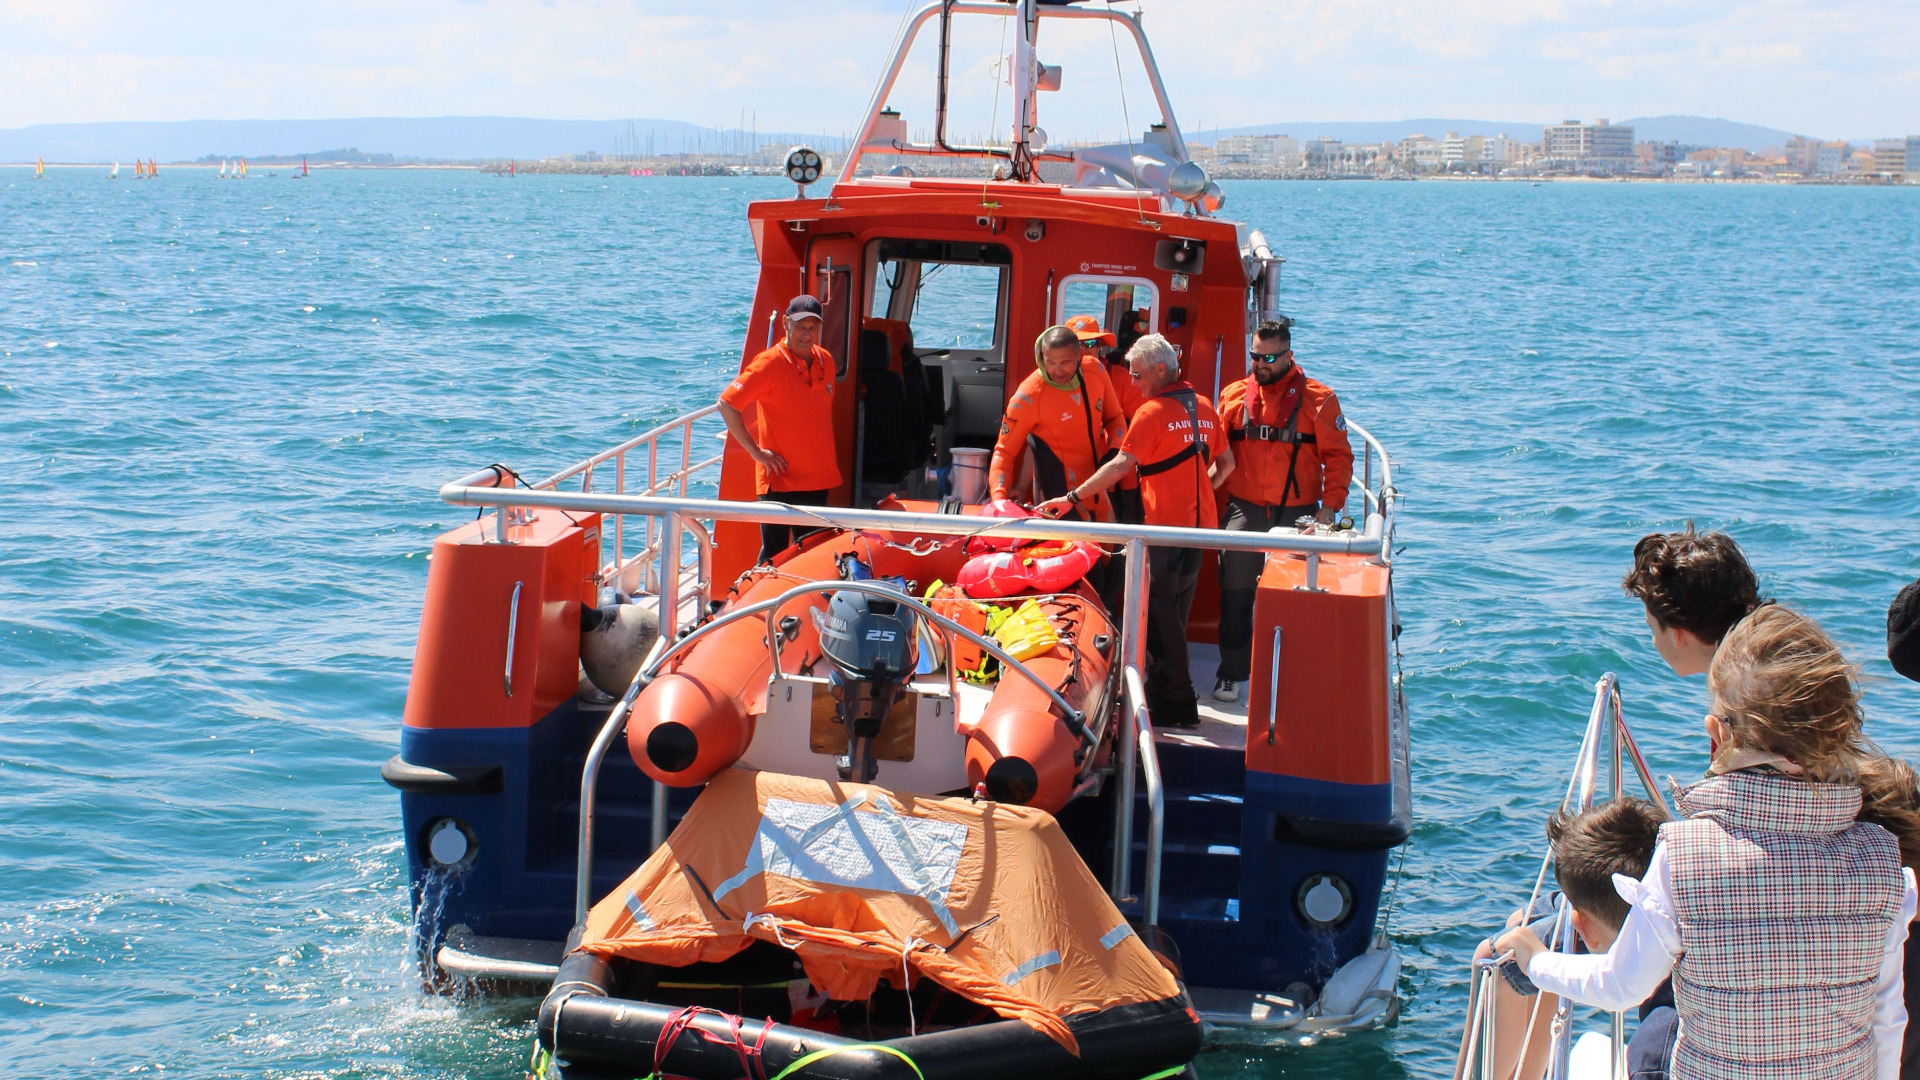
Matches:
[1872,139,1908,177]
[1398,135,1444,170]
[1215,134,1299,168]
[1543,119,1635,170]
[1814,141,1851,177]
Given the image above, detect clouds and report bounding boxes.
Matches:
[1,0,1915,138]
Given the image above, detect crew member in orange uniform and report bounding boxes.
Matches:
[1066,314,1145,523]
[718,294,842,562]
[987,325,1127,517]
[1037,334,1232,728]
[1210,317,1353,702]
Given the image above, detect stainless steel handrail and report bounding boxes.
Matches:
[1109,538,1148,896]
[634,579,1087,737]
[444,485,1393,559]
[1125,665,1166,925]
[576,635,666,923]
[1460,673,1673,1080]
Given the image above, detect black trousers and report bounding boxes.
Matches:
[1216,497,1317,681]
[1145,546,1203,724]
[757,488,830,563]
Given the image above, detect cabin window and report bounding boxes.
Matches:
[855,239,1013,504]
[907,263,1003,352]
[1055,276,1159,356]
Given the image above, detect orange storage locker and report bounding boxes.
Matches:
[1243,552,1390,791]
[403,511,601,730]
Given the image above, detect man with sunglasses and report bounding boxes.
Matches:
[1210,317,1354,703]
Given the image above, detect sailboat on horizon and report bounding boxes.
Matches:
[219,159,228,179]
[296,157,309,179]
[35,157,44,178]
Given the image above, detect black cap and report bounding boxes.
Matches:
[1890,577,1920,683]
[786,294,823,322]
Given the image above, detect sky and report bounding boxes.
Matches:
[2,0,1917,140]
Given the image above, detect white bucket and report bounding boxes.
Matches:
[949,447,990,505]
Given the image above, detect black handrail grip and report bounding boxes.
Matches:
[381,755,504,795]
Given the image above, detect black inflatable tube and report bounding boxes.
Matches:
[539,951,1201,1080]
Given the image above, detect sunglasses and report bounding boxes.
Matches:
[1249,349,1292,363]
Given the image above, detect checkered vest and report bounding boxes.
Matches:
[1664,768,1902,1080]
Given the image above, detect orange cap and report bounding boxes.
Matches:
[1064,314,1116,347]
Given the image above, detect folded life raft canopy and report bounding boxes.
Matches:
[580,769,1186,1054]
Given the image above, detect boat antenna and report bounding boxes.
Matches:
[976,6,1012,201]
[1103,0,1152,225]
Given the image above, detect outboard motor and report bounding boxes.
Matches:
[813,587,918,782]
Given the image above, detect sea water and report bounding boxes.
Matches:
[2,169,1916,1078]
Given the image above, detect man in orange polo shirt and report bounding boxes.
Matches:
[1210,318,1353,702]
[1037,334,1232,728]
[718,294,842,562]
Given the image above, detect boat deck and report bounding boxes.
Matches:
[1165,641,1249,752]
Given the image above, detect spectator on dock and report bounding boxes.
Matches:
[1036,334,1232,729]
[718,294,841,562]
[1210,317,1353,704]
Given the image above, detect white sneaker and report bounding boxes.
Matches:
[1212,678,1240,703]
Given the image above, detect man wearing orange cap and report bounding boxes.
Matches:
[1065,313,1145,524]
[718,295,842,562]
[987,325,1127,519]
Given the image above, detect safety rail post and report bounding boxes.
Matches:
[650,511,682,855]
[1128,666,1165,926]
[576,637,665,924]
[614,451,626,591]
[1110,538,1149,902]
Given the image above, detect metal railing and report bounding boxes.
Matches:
[1460,674,1673,1080]
[442,405,1399,929]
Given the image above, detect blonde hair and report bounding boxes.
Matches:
[1857,754,1920,870]
[1708,604,1867,781]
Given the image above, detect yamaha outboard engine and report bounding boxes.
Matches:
[813,587,918,782]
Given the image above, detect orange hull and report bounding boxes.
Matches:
[628,533,1114,814]
[963,591,1115,812]
[627,529,968,785]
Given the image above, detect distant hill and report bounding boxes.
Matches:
[1616,115,1801,151]
[1203,115,1809,152]
[1205,118,1545,144]
[0,116,843,165]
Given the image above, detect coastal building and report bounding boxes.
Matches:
[1215,134,1297,168]
[1304,137,1344,172]
[1814,140,1851,177]
[1784,135,1820,174]
[1481,134,1524,165]
[1872,139,1907,178]
[1397,134,1443,171]
[1910,135,1920,178]
[1543,119,1635,172]
[1636,141,1679,175]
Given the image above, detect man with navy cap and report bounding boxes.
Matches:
[719,295,842,561]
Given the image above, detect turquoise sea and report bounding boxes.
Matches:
[3,168,1917,1078]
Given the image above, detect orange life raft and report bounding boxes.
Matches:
[625,524,1115,814]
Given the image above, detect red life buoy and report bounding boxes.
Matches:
[956,540,1102,599]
